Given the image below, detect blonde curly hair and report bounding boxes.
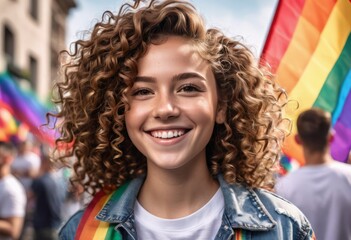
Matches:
[50,0,288,194]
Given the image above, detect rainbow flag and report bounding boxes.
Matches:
[261,0,351,165]
[0,72,55,144]
[0,101,17,141]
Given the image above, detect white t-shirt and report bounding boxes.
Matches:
[11,152,41,191]
[134,188,225,240]
[0,174,26,218]
[275,161,351,240]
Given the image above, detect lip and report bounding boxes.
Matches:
[145,125,192,131]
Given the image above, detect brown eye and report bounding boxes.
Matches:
[132,88,153,96]
[179,84,201,93]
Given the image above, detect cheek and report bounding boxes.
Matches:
[125,103,149,129]
[125,111,137,131]
[183,98,218,120]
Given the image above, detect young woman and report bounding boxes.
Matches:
[53,0,315,239]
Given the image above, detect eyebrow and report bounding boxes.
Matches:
[134,72,206,83]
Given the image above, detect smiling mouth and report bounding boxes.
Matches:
[149,129,188,139]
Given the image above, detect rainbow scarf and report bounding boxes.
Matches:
[235,229,248,239]
[261,0,351,165]
[75,183,250,239]
[75,183,129,240]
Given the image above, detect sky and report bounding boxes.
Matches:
[66,0,278,57]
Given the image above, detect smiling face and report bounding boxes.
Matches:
[125,36,225,172]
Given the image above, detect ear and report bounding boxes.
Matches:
[215,104,226,124]
[294,134,302,145]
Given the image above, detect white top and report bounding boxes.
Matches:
[275,161,351,240]
[11,151,41,191]
[134,188,225,240]
[0,175,26,218]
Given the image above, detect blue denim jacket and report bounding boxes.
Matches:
[59,175,314,240]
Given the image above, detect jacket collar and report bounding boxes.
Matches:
[217,175,276,231]
[96,177,143,223]
[96,175,276,231]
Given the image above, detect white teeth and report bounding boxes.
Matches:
[162,132,167,138]
[150,130,185,139]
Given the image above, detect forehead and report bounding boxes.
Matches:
[137,36,212,77]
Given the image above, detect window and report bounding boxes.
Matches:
[51,12,58,32]
[50,48,59,82]
[30,0,39,21]
[3,25,15,64]
[29,55,38,90]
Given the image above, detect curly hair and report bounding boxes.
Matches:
[50,0,288,194]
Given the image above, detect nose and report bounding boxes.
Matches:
[153,93,180,120]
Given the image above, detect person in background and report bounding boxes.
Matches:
[11,140,41,191]
[31,146,64,240]
[276,108,351,240]
[0,141,27,240]
[11,140,41,240]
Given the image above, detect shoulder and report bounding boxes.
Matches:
[254,188,313,231]
[59,210,84,240]
[330,161,351,175]
[0,176,26,216]
[220,174,309,225]
[222,182,315,238]
[3,175,25,196]
[255,188,304,216]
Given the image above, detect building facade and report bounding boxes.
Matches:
[0,0,76,102]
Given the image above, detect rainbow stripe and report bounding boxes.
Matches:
[235,229,248,240]
[0,101,17,141]
[261,0,351,164]
[75,184,129,240]
[0,72,54,144]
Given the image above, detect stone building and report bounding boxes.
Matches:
[0,0,76,101]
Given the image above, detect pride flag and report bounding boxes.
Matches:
[0,72,55,144]
[261,0,351,165]
[0,101,17,141]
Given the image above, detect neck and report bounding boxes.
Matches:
[303,148,332,166]
[138,158,219,219]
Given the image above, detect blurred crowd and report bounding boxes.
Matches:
[0,138,87,240]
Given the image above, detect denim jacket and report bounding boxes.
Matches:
[59,175,315,240]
